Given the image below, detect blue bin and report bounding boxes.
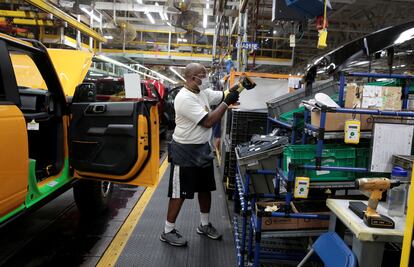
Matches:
[285,0,327,18]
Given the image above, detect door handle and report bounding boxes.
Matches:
[91,104,106,114]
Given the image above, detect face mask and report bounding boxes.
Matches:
[199,77,210,90]
[193,76,210,90]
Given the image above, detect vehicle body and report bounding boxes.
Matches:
[0,34,159,226]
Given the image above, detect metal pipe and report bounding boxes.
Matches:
[269,212,330,220]
[267,117,293,129]
[348,72,414,79]
[168,31,171,55]
[240,0,248,13]
[334,108,414,117]
[339,72,345,107]
[242,8,248,71]
[302,165,368,172]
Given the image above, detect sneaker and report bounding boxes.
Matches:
[196,223,222,240]
[160,229,188,247]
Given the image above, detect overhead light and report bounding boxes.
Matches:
[177,38,187,42]
[80,6,101,23]
[137,0,143,3]
[104,35,113,40]
[145,11,155,24]
[155,2,167,20]
[203,14,207,29]
[169,67,186,82]
[89,72,104,77]
[273,30,277,35]
[203,3,209,29]
[96,55,158,80]
[166,22,172,27]
[96,55,178,84]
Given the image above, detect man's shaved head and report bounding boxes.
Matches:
[184,63,206,79]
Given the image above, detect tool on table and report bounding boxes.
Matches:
[350,178,401,229]
[344,119,361,144]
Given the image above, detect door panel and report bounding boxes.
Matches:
[70,101,159,185]
[0,105,28,217]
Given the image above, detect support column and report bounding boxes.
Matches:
[76,15,81,50]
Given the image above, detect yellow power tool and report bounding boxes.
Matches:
[350,178,401,229]
[224,73,256,97]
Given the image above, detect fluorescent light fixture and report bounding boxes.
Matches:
[169,67,186,82]
[155,2,167,20]
[96,55,178,84]
[137,0,143,3]
[177,38,187,42]
[96,55,158,80]
[145,11,155,24]
[395,28,414,45]
[203,3,208,29]
[166,22,172,27]
[89,72,104,76]
[80,6,101,23]
[104,35,113,40]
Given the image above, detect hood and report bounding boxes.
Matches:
[47,49,93,96]
[306,20,414,76]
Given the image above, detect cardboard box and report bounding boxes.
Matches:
[345,84,363,108]
[256,201,330,231]
[345,84,402,110]
[311,111,354,131]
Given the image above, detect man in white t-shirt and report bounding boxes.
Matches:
[160,63,239,247]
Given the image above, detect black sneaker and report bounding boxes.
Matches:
[196,223,222,240]
[160,229,188,247]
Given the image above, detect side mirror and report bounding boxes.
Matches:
[73,83,96,103]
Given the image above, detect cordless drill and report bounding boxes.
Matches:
[225,73,256,96]
[350,178,401,229]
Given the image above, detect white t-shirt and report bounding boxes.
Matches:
[173,87,224,144]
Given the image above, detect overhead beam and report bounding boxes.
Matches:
[23,0,106,42]
[94,2,214,16]
[0,17,54,26]
[0,9,50,18]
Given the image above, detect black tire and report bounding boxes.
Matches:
[73,179,113,215]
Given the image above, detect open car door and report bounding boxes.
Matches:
[69,96,160,186]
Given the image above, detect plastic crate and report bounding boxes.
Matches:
[236,145,284,194]
[283,144,357,181]
[279,106,305,127]
[267,80,339,118]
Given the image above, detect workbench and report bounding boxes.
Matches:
[327,199,406,267]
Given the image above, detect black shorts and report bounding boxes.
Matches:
[168,163,216,199]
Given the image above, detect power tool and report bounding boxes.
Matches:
[350,178,401,229]
[225,73,256,96]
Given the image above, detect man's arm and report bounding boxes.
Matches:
[199,103,228,128]
[199,90,239,128]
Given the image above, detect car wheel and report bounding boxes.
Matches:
[73,179,113,215]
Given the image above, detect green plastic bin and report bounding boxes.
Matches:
[279,106,305,128]
[283,144,357,181]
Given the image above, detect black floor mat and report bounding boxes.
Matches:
[116,163,236,267]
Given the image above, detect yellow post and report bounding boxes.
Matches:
[400,169,414,266]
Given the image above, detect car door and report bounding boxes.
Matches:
[0,38,29,220]
[69,95,160,187]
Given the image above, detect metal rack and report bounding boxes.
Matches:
[233,71,414,267]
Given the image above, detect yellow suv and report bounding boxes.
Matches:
[0,34,159,225]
